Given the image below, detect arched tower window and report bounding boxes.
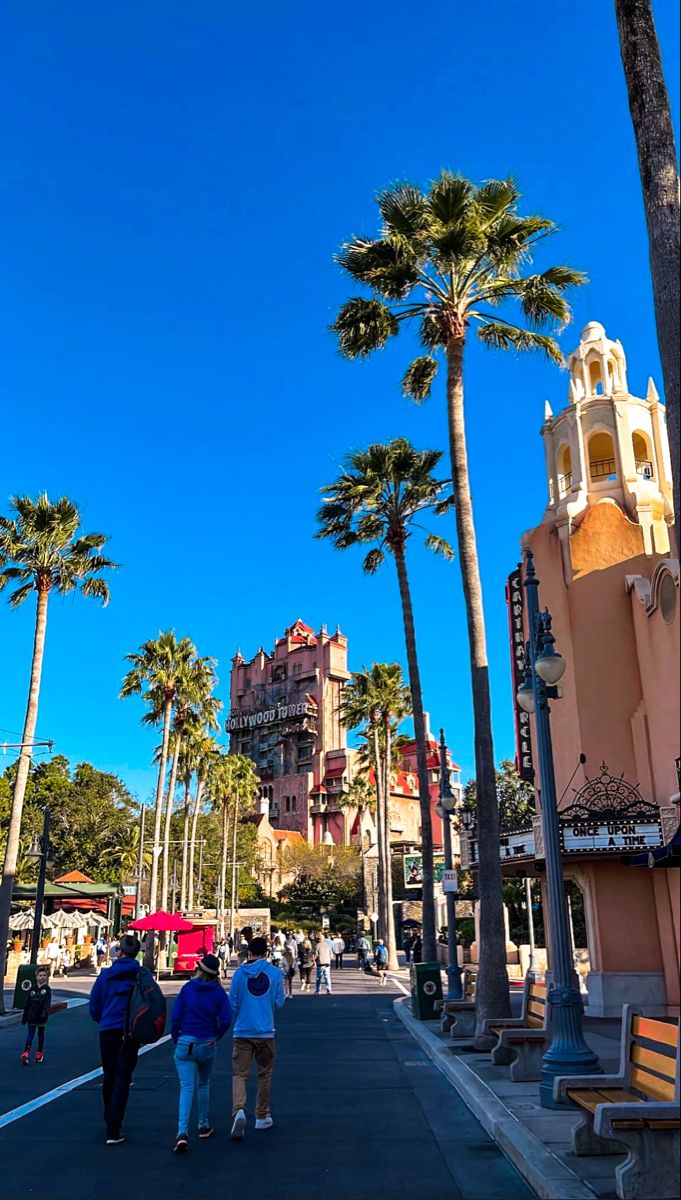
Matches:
[588,431,617,482]
[588,359,604,395]
[632,431,654,479]
[557,444,573,498]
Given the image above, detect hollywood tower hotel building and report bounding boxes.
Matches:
[227,620,352,844]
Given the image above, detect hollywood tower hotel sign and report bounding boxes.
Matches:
[227,620,352,845]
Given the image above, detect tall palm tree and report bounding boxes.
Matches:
[120,632,196,929]
[614,0,679,550]
[0,493,116,1012]
[158,657,220,910]
[318,439,452,961]
[187,734,219,910]
[102,821,152,880]
[208,752,259,937]
[340,664,411,969]
[331,176,584,1032]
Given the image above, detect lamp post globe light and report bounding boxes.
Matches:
[521,547,601,1108]
[26,807,51,967]
[436,730,463,1001]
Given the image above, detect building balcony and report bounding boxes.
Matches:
[557,471,573,499]
[635,459,654,479]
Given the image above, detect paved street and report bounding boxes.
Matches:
[0,968,533,1200]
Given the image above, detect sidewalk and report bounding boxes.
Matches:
[395,996,625,1200]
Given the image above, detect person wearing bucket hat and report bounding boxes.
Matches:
[170,953,232,1153]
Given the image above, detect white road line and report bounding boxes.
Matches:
[389,975,410,996]
[0,1034,172,1131]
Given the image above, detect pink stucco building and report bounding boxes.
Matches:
[522,321,679,1014]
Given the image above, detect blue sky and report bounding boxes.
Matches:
[1,1,679,800]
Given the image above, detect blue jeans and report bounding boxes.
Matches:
[316,964,332,993]
[174,1037,217,1135]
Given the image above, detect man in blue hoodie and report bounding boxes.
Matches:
[229,936,285,1139]
[89,933,142,1145]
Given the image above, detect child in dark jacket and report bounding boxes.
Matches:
[170,953,232,1153]
[21,966,52,1064]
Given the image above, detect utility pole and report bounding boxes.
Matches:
[135,805,146,919]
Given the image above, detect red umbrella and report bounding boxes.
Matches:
[129,909,193,932]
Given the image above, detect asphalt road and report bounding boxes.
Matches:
[0,967,534,1200]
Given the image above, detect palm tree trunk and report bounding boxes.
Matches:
[383,715,399,971]
[147,696,173,913]
[187,779,205,911]
[0,587,49,1013]
[219,801,229,938]
[161,737,181,910]
[179,775,191,911]
[372,720,388,943]
[392,544,437,962]
[615,0,680,552]
[446,337,511,1037]
[229,793,240,941]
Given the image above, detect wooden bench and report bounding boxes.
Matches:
[434,969,476,1039]
[479,975,552,1081]
[554,1005,680,1200]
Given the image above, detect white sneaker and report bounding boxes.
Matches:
[255,1116,273,1131]
[231,1109,246,1140]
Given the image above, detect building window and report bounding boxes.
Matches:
[588,431,617,482]
[632,431,654,480]
[659,573,677,624]
[285,796,291,812]
[291,796,297,811]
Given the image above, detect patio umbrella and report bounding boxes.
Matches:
[81,910,110,928]
[9,909,38,931]
[44,908,88,931]
[129,909,193,932]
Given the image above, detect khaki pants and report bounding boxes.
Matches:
[232,1038,275,1118]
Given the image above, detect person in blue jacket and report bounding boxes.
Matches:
[89,933,142,1145]
[170,953,232,1153]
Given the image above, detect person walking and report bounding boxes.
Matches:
[217,937,230,981]
[403,933,413,964]
[20,966,52,1064]
[314,933,332,995]
[356,933,370,972]
[170,953,232,1153]
[412,934,422,964]
[298,937,314,991]
[45,937,62,977]
[229,936,285,1140]
[332,933,345,970]
[279,946,295,999]
[88,933,143,1145]
[95,935,108,975]
[374,939,389,987]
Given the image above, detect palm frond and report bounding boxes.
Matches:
[424,533,455,560]
[402,356,439,402]
[330,298,399,359]
[477,322,564,364]
[363,548,385,574]
[376,183,429,240]
[336,237,420,299]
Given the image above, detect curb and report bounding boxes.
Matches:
[393,996,599,1200]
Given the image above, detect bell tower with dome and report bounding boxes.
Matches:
[541,321,674,571]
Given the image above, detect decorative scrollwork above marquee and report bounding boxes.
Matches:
[561,763,659,823]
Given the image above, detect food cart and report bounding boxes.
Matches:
[173,918,218,975]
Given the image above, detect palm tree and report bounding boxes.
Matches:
[187,734,219,910]
[120,632,196,928]
[318,439,452,961]
[0,493,116,1012]
[103,821,152,880]
[208,753,259,938]
[614,0,679,550]
[340,663,411,970]
[158,657,220,910]
[331,175,584,1033]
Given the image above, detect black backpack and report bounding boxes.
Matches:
[126,966,166,1045]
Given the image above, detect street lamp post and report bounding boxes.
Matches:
[27,807,50,966]
[520,547,601,1107]
[435,730,463,1001]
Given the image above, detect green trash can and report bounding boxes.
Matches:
[13,963,38,1011]
[410,961,443,1020]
